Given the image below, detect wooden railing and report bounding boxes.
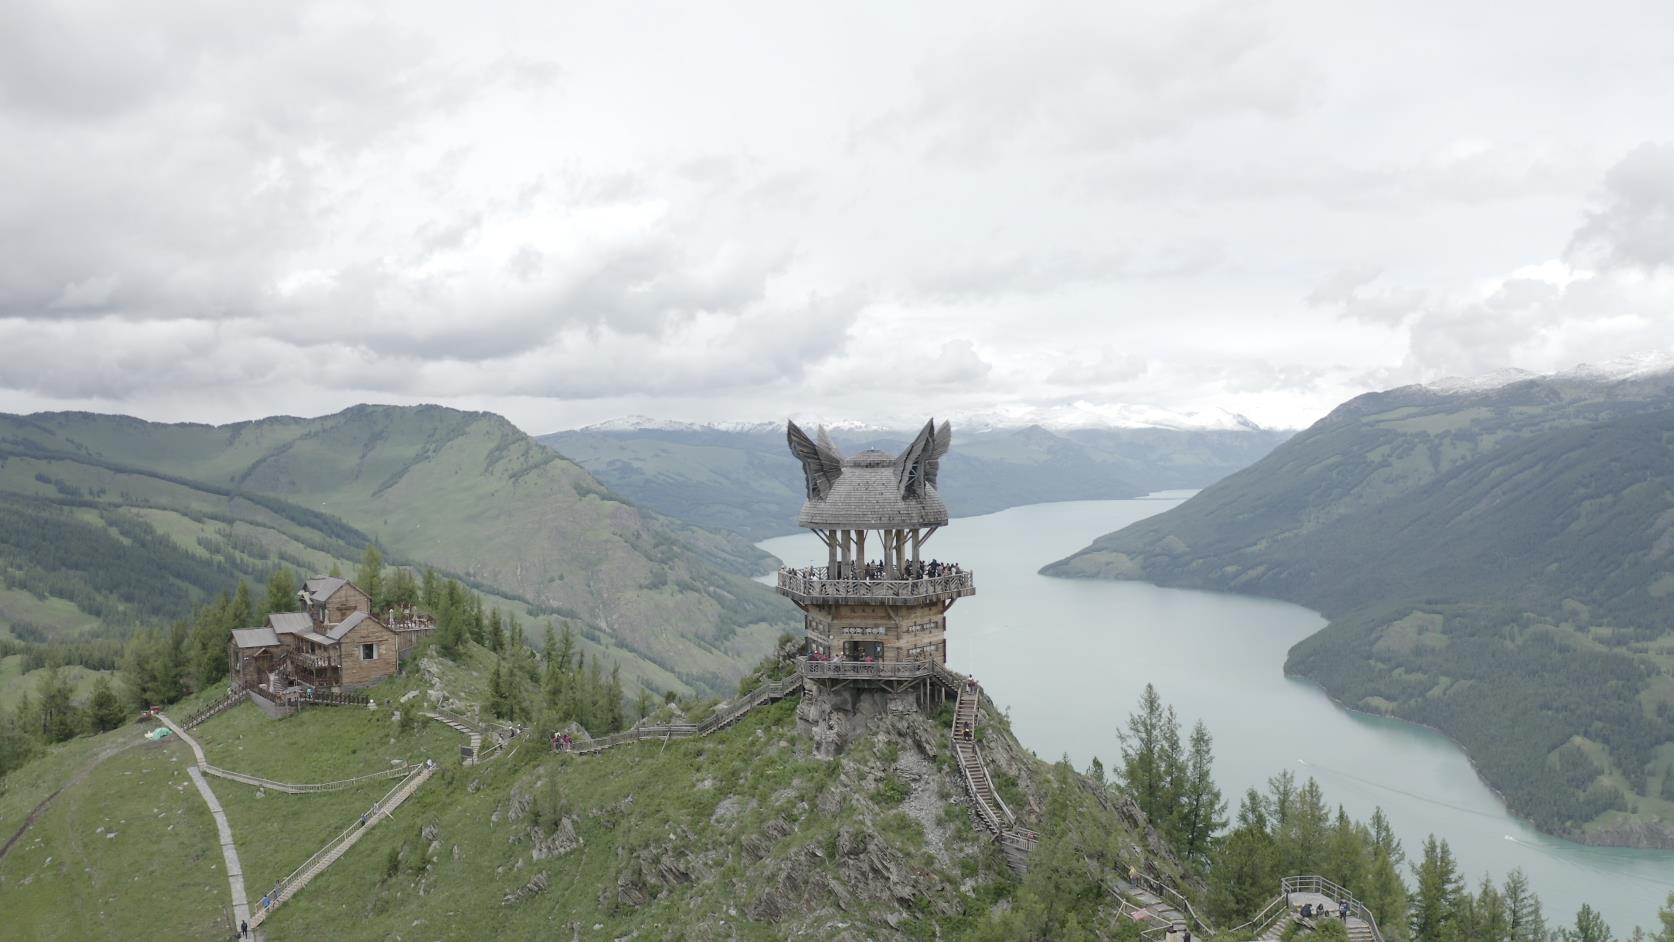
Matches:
[570,674,801,754]
[1121,856,1215,938]
[1281,874,1386,942]
[796,658,935,680]
[776,569,975,604]
[203,762,421,794]
[1221,892,1290,941]
[182,684,248,729]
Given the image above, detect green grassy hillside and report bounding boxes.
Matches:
[1043,374,1674,845]
[0,656,1170,942]
[540,422,1290,540]
[0,406,797,697]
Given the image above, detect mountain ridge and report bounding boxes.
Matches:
[1042,371,1674,846]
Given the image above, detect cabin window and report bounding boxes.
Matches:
[361,643,377,660]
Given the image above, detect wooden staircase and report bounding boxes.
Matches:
[182,685,249,730]
[947,677,1038,873]
[423,711,482,763]
[247,762,434,930]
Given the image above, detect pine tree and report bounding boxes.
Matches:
[1207,788,1279,925]
[1362,845,1409,940]
[229,580,253,628]
[489,657,510,720]
[1177,720,1226,865]
[1118,684,1183,834]
[264,567,297,617]
[1470,873,1510,942]
[35,667,83,742]
[1410,835,1464,942]
[487,609,505,652]
[358,545,384,609]
[1654,891,1674,942]
[421,567,439,610]
[605,663,625,733]
[88,675,126,732]
[1324,807,1365,897]
[1504,868,1548,942]
[1561,903,1614,942]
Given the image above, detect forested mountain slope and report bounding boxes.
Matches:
[1043,373,1674,846]
[0,406,795,696]
[540,422,1291,540]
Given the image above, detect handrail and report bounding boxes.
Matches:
[797,657,935,680]
[1280,874,1386,942]
[1107,883,1179,938]
[202,761,419,794]
[273,762,430,894]
[1220,892,1288,940]
[776,569,975,603]
[1131,868,1214,936]
[570,675,801,755]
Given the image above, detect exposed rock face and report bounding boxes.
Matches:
[503,870,550,905]
[795,683,919,759]
[531,815,582,861]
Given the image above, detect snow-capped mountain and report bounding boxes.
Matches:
[1427,352,1674,395]
[572,404,1265,435]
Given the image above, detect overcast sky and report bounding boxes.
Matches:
[3,1,1673,432]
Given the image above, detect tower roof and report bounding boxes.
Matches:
[787,419,952,529]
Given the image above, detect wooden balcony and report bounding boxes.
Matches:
[796,657,935,680]
[776,569,975,606]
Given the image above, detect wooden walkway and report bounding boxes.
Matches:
[423,710,483,763]
[157,713,251,929]
[567,674,802,754]
[247,762,434,930]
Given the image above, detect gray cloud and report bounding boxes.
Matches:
[1569,141,1674,271]
[5,1,1674,433]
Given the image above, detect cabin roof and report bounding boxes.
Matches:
[326,610,381,641]
[302,631,335,646]
[268,612,313,635]
[231,627,281,649]
[301,576,348,602]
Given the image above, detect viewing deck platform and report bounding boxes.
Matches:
[776,568,975,606]
[795,656,938,680]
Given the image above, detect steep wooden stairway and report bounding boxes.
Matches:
[947,676,1038,873]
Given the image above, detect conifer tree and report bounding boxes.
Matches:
[1410,835,1464,942]
[264,567,296,617]
[1177,720,1226,865]
[1504,867,1548,942]
[1118,683,1183,831]
[1207,788,1280,925]
[421,567,439,610]
[229,580,253,628]
[1561,903,1614,942]
[358,545,384,609]
[1653,892,1674,942]
[88,675,126,732]
[487,609,505,652]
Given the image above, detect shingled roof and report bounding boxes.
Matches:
[326,610,381,641]
[267,612,313,635]
[231,627,281,649]
[788,420,953,530]
[301,576,348,603]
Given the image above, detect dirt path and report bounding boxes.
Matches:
[0,733,141,864]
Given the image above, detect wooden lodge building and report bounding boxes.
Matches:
[229,576,435,694]
[779,419,973,702]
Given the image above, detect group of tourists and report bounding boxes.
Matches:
[1298,900,1352,921]
[782,560,964,581]
[550,731,575,752]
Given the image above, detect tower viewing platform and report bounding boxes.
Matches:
[775,566,975,606]
[778,418,970,676]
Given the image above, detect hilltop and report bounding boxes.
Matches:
[0,645,1177,941]
[1044,369,1674,846]
[541,419,1290,540]
[0,405,796,697]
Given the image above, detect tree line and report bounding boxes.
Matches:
[1101,683,1674,941]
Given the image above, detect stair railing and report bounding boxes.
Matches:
[1220,892,1289,940]
[1280,874,1386,942]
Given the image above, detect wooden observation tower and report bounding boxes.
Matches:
[779,419,974,705]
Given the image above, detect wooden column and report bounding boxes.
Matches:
[827,530,838,577]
